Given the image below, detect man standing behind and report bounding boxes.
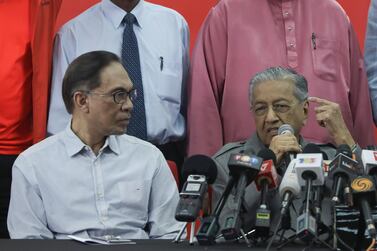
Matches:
[365,0,377,125]
[8,51,182,239]
[48,0,189,169]
[187,0,376,156]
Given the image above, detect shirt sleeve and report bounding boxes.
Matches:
[7,155,53,239]
[179,17,190,118]
[147,153,184,239]
[187,6,228,156]
[348,23,377,147]
[365,0,377,125]
[47,29,74,134]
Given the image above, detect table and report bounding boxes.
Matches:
[0,239,332,251]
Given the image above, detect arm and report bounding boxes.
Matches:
[187,6,227,156]
[147,153,184,239]
[348,23,377,146]
[179,17,190,119]
[7,156,53,239]
[47,29,74,134]
[365,0,377,125]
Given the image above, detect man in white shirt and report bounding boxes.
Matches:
[8,51,183,239]
[48,0,189,172]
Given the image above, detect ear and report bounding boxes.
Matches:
[302,100,309,126]
[72,91,89,113]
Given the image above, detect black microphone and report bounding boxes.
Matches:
[328,144,358,204]
[175,155,217,222]
[254,149,278,237]
[221,152,263,240]
[350,176,377,239]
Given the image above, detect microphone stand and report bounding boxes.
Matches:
[276,177,334,250]
[195,177,236,245]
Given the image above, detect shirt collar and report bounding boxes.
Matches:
[63,121,120,157]
[101,0,145,29]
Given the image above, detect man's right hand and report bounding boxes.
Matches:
[269,133,302,163]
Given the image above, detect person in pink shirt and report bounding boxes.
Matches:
[187,0,376,156]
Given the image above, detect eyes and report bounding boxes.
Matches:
[253,103,292,116]
[112,89,137,104]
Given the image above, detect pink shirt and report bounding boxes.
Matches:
[187,0,376,156]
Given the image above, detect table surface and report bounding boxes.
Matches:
[0,239,333,251]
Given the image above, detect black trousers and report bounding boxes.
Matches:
[0,155,17,239]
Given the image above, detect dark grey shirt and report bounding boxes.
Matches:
[212,133,340,238]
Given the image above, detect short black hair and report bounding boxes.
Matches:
[62,50,121,114]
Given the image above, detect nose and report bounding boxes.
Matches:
[265,106,279,123]
[121,96,133,112]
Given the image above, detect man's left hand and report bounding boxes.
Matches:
[309,96,355,147]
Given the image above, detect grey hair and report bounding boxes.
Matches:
[249,66,308,103]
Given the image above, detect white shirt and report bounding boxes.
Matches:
[8,123,183,239]
[48,0,189,144]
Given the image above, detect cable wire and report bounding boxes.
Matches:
[367,238,376,251]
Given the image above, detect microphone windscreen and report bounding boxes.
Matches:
[181,155,218,184]
[278,124,294,135]
[303,143,321,154]
[257,148,277,166]
[337,144,352,158]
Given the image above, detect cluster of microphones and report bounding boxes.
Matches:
[174,124,377,250]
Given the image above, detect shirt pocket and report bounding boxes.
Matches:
[117,180,151,219]
[311,37,340,82]
[154,56,182,106]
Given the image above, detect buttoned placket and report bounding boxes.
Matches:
[86,147,109,228]
[282,0,298,68]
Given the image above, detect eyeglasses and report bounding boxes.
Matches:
[84,88,138,104]
[251,102,300,116]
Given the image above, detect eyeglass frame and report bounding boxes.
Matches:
[73,88,138,104]
[250,99,305,116]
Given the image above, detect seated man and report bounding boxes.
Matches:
[7,51,183,239]
[212,66,361,238]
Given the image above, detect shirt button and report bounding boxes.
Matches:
[289,42,295,48]
[284,12,289,16]
[288,26,293,31]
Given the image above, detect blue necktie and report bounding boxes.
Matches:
[122,13,147,140]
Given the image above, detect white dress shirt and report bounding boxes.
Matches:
[48,0,189,144]
[8,123,183,239]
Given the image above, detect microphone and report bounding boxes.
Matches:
[279,159,301,216]
[350,175,377,239]
[301,145,328,222]
[361,150,377,176]
[175,155,218,222]
[294,144,325,241]
[278,124,296,171]
[221,152,263,240]
[254,149,278,236]
[328,144,358,204]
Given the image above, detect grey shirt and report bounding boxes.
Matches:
[212,133,339,237]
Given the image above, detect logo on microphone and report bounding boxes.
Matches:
[234,155,260,165]
[297,158,316,164]
[351,177,374,192]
